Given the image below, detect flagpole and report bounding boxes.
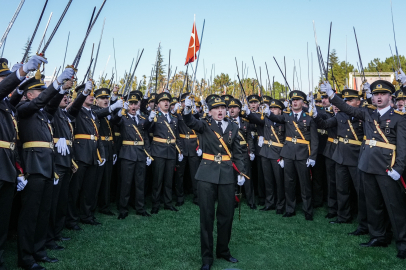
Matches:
[191,18,205,95]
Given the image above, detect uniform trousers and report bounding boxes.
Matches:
[151,157,175,209]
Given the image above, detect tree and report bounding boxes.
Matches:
[21,37,31,63]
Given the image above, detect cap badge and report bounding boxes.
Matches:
[377,84,382,89]
[214,98,221,102]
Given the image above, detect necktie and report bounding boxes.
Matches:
[294,113,298,122]
[133,116,137,124]
[164,114,170,123]
[377,112,381,123]
[217,121,223,135]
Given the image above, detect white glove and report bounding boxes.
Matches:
[363,82,371,93]
[110,99,123,112]
[204,107,209,114]
[11,63,23,72]
[243,104,250,116]
[237,175,245,186]
[98,158,106,166]
[320,83,327,93]
[113,154,117,165]
[23,55,48,73]
[185,96,193,107]
[264,104,270,117]
[278,159,284,168]
[143,89,149,99]
[323,82,334,97]
[178,154,184,162]
[123,101,129,110]
[312,105,318,118]
[249,153,255,161]
[306,158,316,167]
[174,103,181,112]
[201,96,207,106]
[53,178,59,185]
[17,175,27,191]
[388,169,401,181]
[283,100,289,108]
[83,80,93,96]
[146,157,152,166]
[399,69,406,85]
[55,138,70,156]
[148,110,156,122]
[57,68,75,84]
[196,148,202,156]
[258,136,264,147]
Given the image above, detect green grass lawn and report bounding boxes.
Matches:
[4,196,406,270]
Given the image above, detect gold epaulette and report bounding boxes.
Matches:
[242,118,250,122]
[315,104,323,107]
[366,105,377,110]
[305,112,309,115]
[283,110,290,114]
[139,115,146,119]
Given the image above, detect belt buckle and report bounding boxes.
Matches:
[186,134,190,139]
[166,138,171,144]
[133,141,139,145]
[68,140,72,146]
[333,139,338,144]
[9,142,15,150]
[50,142,54,148]
[214,154,222,164]
[90,135,95,140]
[320,129,326,135]
[268,141,273,146]
[105,136,109,141]
[369,139,377,147]
[343,138,349,144]
[292,137,297,144]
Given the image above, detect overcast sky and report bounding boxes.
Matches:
[1,0,404,90]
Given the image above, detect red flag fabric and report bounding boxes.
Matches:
[184,20,200,65]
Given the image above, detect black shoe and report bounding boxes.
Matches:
[36,256,59,263]
[99,210,115,216]
[175,201,184,207]
[329,219,351,224]
[164,206,179,212]
[313,203,323,208]
[81,219,101,226]
[66,225,82,231]
[117,213,128,220]
[249,204,257,210]
[260,206,275,211]
[360,239,388,247]
[21,263,45,270]
[151,208,159,214]
[348,228,368,236]
[276,209,284,215]
[46,245,65,251]
[305,213,313,221]
[397,250,406,259]
[200,264,211,270]
[325,213,337,219]
[55,236,71,241]
[136,211,151,217]
[234,202,238,209]
[258,202,265,206]
[216,254,238,263]
[282,212,296,217]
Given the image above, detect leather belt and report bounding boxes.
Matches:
[179,134,197,139]
[53,138,72,146]
[365,139,396,150]
[317,129,328,135]
[338,137,362,146]
[263,140,283,147]
[327,138,339,144]
[0,140,15,150]
[23,141,54,149]
[122,140,145,146]
[114,132,121,136]
[74,134,98,140]
[251,131,258,136]
[153,137,176,144]
[149,133,154,137]
[100,136,113,141]
[286,137,309,145]
[202,153,231,163]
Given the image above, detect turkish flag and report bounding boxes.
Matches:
[184,20,200,65]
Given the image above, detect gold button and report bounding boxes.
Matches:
[219,145,222,148]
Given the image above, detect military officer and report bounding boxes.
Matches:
[324,80,406,259]
[246,99,286,213]
[16,60,74,269]
[113,91,152,219]
[148,92,182,214]
[259,90,318,220]
[183,95,247,270]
